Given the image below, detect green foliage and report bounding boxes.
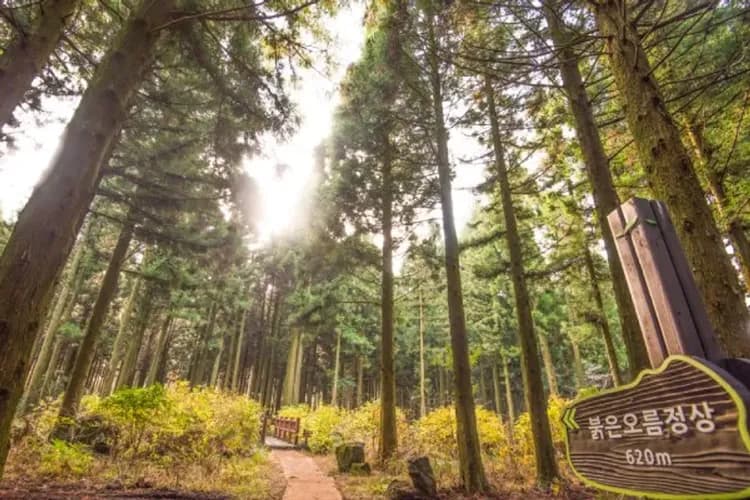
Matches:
[98,385,170,455]
[39,439,93,478]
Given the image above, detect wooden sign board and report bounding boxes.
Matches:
[562,355,750,499]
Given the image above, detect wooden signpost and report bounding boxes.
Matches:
[562,198,750,499]
[563,355,750,498]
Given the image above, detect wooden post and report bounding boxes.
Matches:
[607,198,725,366]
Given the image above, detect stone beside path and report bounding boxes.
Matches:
[271,448,342,500]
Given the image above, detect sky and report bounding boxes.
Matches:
[0,3,483,252]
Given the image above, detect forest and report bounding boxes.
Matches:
[0,0,749,498]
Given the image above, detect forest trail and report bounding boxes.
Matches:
[272,449,342,500]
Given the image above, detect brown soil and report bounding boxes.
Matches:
[312,455,599,500]
[0,480,230,499]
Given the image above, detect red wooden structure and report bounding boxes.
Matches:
[272,416,301,445]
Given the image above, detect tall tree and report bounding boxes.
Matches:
[424,7,487,492]
[0,1,174,474]
[541,0,648,374]
[56,220,133,428]
[589,0,750,355]
[485,77,558,486]
[0,0,80,129]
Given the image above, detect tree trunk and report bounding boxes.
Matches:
[380,139,398,460]
[427,12,487,492]
[570,338,586,391]
[100,275,142,395]
[41,336,65,400]
[209,325,226,387]
[116,291,154,390]
[145,313,172,386]
[684,121,750,294]
[542,0,648,376]
[485,76,557,486]
[231,309,248,392]
[281,327,303,406]
[502,353,516,426]
[57,222,133,425]
[478,361,486,405]
[538,334,558,397]
[419,288,427,418]
[0,0,79,128]
[581,240,623,386]
[331,329,341,407]
[591,0,750,356]
[356,356,364,407]
[0,0,174,475]
[20,226,87,413]
[492,363,503,423]
[189,302,217,386]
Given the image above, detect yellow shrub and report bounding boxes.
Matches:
[301,405,344,454]
[411,406,508,459]
[278,404,311,420]
[411,407,457,460]
[39,439,93,478]
[335,400,408,461]
[511,395,570,480]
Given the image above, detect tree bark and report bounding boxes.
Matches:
[570,338,586,390]
[145,313,172,387]
[485,77,558,486]
[418,287,427,418]
[542,0,648,376]
[115,287,154,390]
[41,336,65,400]
[281,327,303,406]
[356,356,364,407]
[684,121,750,294]
[581,241,623,386]
[478,361,486,405]
[331,329,341,407]
[231,309,248,392]
[0,0,174,475]
[538,334,559,397]
[57,222,133,425]
[0,0,79,128]
[19,224,87,413]
[427,12,487,492]
[209,323,227,387]
[492,363,503,423]
[379,138,398,460]
[502,353,516,431]
[591,0,750,356]
[99,275,142,395]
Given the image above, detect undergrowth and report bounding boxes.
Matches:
[6,383,276,499]
[280,394,574,492]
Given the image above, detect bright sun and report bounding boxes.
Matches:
[245,154,312,244]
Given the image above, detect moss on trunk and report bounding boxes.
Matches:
[592,0,750,356]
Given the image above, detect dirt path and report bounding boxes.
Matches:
[272,449,342,500]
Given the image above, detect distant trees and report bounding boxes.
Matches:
[331,0,435,462]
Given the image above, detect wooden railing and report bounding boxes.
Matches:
[272,416,301,445]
